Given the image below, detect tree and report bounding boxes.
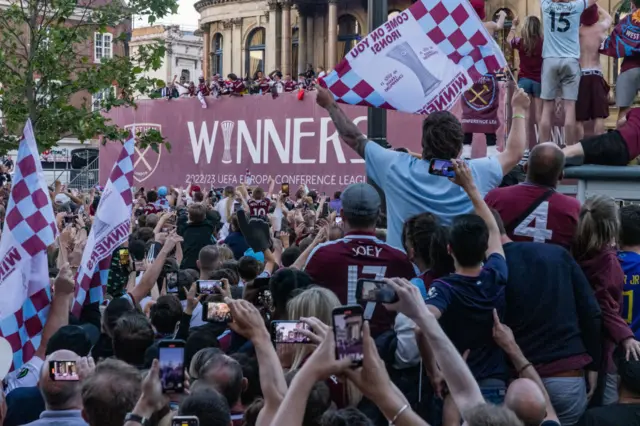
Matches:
[0,0,177,152]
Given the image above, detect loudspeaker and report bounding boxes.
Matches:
[71,148,99,170]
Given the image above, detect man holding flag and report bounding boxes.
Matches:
[72,136,135,317]
[317,0,530,249]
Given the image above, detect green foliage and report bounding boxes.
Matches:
[0,0,178,152]
[619,0,632,13]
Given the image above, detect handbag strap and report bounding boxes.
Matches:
[505,189,555,235]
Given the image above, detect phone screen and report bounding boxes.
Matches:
[272,321,311,344]
[333,307,364,365]
[233,202,241,212]
[282,183,290,196]
[159,343,185,393]
[166,272,179,294]
[172,417,199,426]
[49,361,79,381]
[203,302,232,323]
[359,280,398,303]
[428,159,455,178]
[118,249,129,266]
[197,280,221,295]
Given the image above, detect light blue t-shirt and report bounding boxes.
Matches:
[541,0,587,59]
[365,142,503,249]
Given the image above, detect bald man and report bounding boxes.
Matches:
[563,108,640,166]
[26,350,87,426]
[485,143,581,249]
[506,379,548,425]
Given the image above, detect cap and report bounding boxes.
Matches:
[340,183,381,217]
[243,248,265,263]
[158,186,168,197]
[54,193,70,205]
[190,185,201,195]
[581,4,599,26]
[45,325,95,357]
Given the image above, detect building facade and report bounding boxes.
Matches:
[196,0,627,83]
[130,25,204,90]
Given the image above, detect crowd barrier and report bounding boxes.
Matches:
[560,165,640,203]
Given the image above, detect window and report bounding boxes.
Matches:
[180,69,191,84]
[94,32,113,62]
[91,86,116,112]
[337,15,361,62]
[212,33,223,76]
[246,27,265,78]
[292,28,299,75]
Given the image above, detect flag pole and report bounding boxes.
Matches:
[366,0,389,215]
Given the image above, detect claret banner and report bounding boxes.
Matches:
[100,92,513,193]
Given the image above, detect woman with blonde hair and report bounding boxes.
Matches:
[573,195,640,405]
[284,286,361,408]
[508,15,543,135]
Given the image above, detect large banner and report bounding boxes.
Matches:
[101,93,514,193]
[73,138,134,316]
[0,120,57,370]
[319,0,506,114]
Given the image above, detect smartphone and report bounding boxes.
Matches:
[64,214,76,226]
[197,279,221,295]
[158,340,186,393]
[166,272,179,294]
[282,183,290,196]
[321,202,329,218]
[172,416,199,426]
[332,305,364,366]
[356,279,399,304]
[271,321,312,344]
[252,277,271,290]
[233,202,241,212]
[202,302,233,323]
[428,159,456,178]
[49,360,79,381]
[335,217,343,224]
[118,248,130,266]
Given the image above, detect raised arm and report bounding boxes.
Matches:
[507,16,519,44]
[598,4,613,28]
[497,88,529,175]
[316,86,369,158]
[493,310,560,424]
[450,160,503,258]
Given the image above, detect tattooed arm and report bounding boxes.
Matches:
[317,87,369,158]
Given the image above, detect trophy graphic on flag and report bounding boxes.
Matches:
[221,121,234,164]
[386,41,440,97]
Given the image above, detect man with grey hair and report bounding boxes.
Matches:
[25,350,87,426]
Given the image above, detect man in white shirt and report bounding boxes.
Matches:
[539,0,599,146]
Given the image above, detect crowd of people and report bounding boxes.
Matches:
[157,63,327,104]
[2,1,640,426]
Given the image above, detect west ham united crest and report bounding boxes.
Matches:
[463,74,498,112]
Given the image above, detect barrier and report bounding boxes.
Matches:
[560,165,640,203]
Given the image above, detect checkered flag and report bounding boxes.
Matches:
[72,136,134,317]
[0,120,57,371]
[319,0,506,113]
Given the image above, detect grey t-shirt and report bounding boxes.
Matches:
[541,0,587,59]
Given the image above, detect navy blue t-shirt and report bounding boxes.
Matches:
[425,253,508,382]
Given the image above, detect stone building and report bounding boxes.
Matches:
[196,0,627,82]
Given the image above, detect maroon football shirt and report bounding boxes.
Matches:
[248,198,271,217]
[485,183,580,250]
[304,232,416,335]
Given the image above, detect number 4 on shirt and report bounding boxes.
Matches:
[514,201,553,243]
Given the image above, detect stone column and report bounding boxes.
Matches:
[222,20,233,77]
[266,0,279,73]
[327,0,338,71]
[297,10,306,74]
[202,24,211,78]
[306,14,314,68]
[281,1,292,75]
[231,18,242,77]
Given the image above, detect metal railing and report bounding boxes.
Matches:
[67,156,100,190]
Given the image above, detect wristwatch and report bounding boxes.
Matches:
[124,413,150,425]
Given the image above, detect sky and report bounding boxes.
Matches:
[134,0,201,30]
